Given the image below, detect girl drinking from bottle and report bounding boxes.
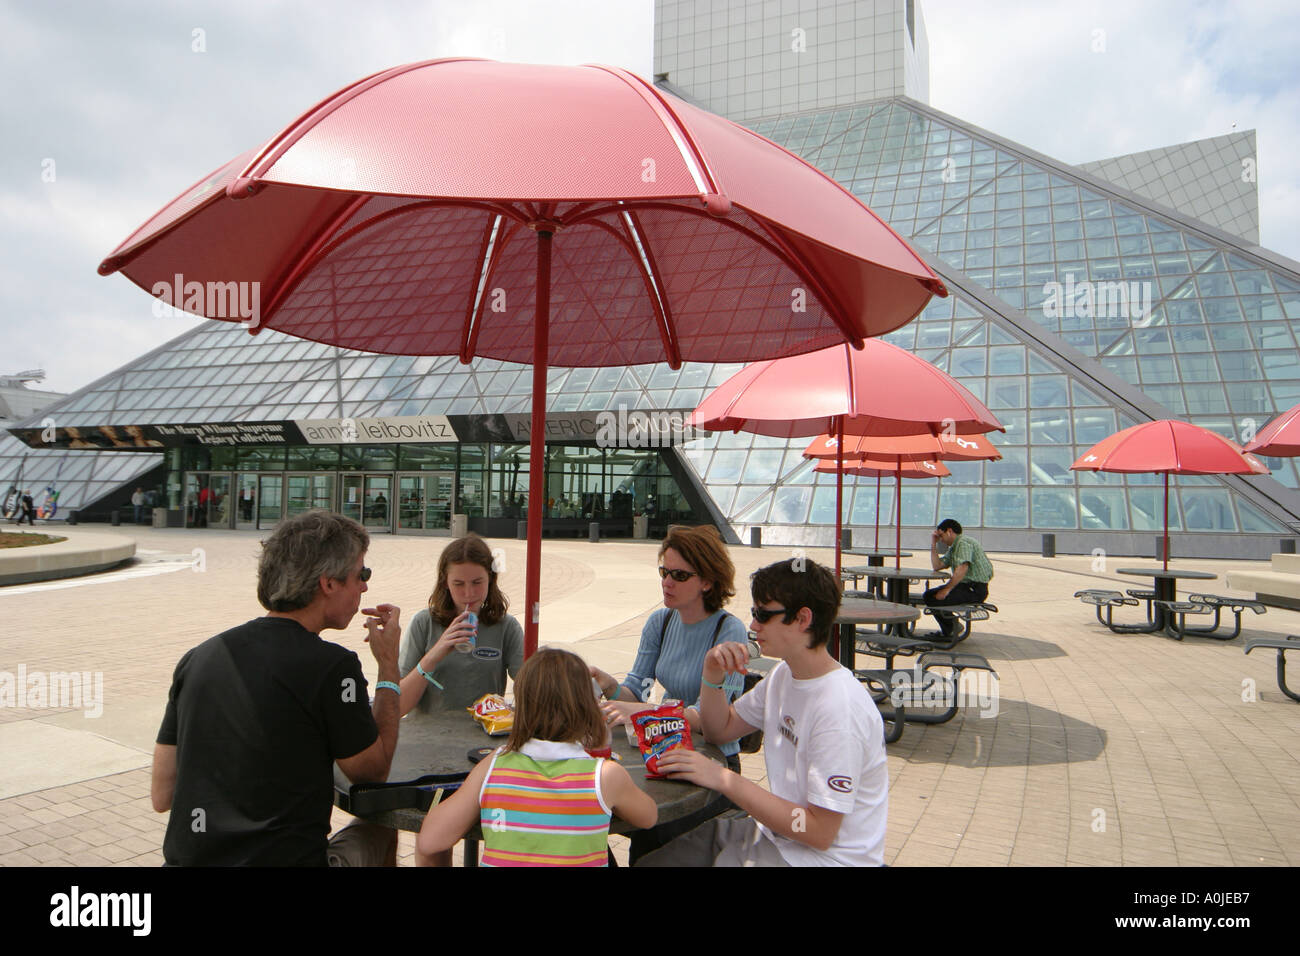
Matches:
[416,647,658,866]
[398,534,523,714]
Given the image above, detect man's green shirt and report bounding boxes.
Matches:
[940,535,993,584]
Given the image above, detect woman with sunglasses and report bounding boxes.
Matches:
[589,523,748,863]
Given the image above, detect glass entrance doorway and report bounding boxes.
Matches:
[342,474,392,532]
[287,473,334,520]
[397,472,454,532]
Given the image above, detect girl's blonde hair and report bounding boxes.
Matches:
[504,648,606,753]
[428,534,508,626]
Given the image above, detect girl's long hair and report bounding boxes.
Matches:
[428,534,508,626]
[504,647,606,754]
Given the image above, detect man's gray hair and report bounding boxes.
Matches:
[257,510,369,612]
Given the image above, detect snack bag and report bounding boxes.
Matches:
[631,704,694,778]
[468,693,514,736]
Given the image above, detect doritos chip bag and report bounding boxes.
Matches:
[468,693,513,736]
[632,704,694,778]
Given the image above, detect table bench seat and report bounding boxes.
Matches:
[1244,635,1300,702]
[1075,589,1141,629]
[855,650,998,742]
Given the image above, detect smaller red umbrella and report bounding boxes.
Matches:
[813,456,951,479]
[805,431,1001,552]
[691,341,1002,573]
[1071,420,1268,569]
[1243,404,1300,457]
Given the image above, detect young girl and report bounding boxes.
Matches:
[398,534,524,714]
[416,647,658,866]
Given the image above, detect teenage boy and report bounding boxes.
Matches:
[640,558,887,866]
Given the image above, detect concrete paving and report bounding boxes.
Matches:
[1,526,1298,866]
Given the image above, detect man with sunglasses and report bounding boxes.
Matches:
[152,509,404,866]
[641,558,887,867]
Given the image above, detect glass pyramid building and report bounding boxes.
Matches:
[4,0,1298,557]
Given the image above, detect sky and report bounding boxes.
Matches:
[1,0,1297,397]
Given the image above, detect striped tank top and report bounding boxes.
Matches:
[478,739,611,867]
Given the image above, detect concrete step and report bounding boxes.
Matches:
[1269,552,1300,574]
[1224,568,1300,604]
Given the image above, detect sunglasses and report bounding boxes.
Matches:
[358,566,372,582]
[750,605,791,624]
[658,566,698,583]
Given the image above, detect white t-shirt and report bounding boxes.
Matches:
[734,662,887,866]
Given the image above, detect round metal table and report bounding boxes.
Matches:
[833,596,921,668]
[334,709,726,863]
[1115,567,1218,635]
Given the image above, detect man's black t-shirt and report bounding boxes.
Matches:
[157,616,379,866]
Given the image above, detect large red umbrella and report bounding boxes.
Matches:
[1071,420,1268,569]
[805,431,1000,552]
[98,59,946,655]
[1243,404,1300,457]
[691,340,1001,573]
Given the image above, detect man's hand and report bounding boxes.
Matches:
[656,749,730,791]
[361,604,401,670]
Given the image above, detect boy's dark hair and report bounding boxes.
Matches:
[749,558,842,649]
[937,518,963,535]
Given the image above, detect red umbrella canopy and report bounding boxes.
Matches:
[100,59,948,659]
[1070,420,1268,475]
[1243,403,1300,457]
[813,456,951,479]
[689,340,1002,438]
[99,59,945,366]
[803,431,1001,462]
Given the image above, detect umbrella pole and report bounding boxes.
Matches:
[1163,471,1170,571]
[874,473,881,551]
[835,415,844,576]
[524,230,553,658]
[895,459,902,572]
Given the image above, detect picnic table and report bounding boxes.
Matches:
[841,550,913,594]
[832,596,920,668]
[333,709,725,865]
[846,566,949,635]
[1114,567,1218,636]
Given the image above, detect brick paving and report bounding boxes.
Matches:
[2,526,1298,866]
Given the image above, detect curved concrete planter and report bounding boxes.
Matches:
[0,530,136,586]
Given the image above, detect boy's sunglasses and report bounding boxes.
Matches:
[657,566,697,582]
[750,605,791,624]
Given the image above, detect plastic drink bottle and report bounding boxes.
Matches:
[455,608,478,653]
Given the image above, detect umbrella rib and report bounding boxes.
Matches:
[462,214,504,362]
[258,194,372,328]
[619,210,680,368]
[229,58,483,194]
[464,218,524,364]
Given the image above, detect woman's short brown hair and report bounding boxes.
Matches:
[659,524,735,614]
[428,534,509,627]
[504,647,606,753]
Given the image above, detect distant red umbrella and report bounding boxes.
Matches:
[805,431,1001,551]
[98,59,947,656]
[691,340,1001,574]
[1071,420,1268,569]
[814,456,950,479]
[1243,404,1300,457]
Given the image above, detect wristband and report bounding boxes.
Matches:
[605,683,622,700]
[700,676,725,690]
[375,681,401,695]
[416,662,444,690]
